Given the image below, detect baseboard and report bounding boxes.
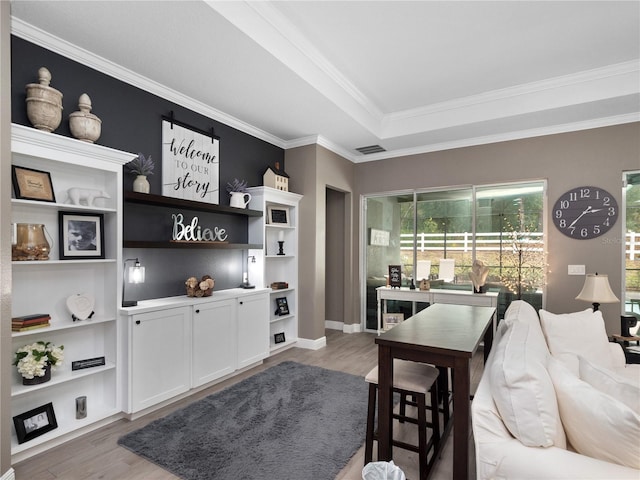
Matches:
[325,320,343,331]
[343,323,362,334]
[325,320,362,334]
[1,468,15,480]
[296,336,327,350]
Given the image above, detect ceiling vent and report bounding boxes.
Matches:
[355,145,386,155]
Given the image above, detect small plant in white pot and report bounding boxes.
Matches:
[226,178,252,208]
[126,153,154,194]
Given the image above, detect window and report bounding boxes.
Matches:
[363,181,545,331]
[624,171,640,315]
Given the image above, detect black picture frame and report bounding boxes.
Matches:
[11,165,56,202]
[275,297,290,316]
[59,211,105,259]
[274,332,286,344]
[388,265,402,288]
[13,402,58,444]
[267,206,290,226]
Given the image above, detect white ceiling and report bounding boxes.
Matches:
[9,0,640,162]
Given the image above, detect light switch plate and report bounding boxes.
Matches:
[568,265,585,275]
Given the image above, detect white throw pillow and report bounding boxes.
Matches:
[579,355,640,414]
[548,357,640,469]
[489,320,566,448]
[539,308,613,368]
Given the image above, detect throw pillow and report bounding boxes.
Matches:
[539,308,613,368]
[579,355,640,414]
[489,320,566,448]
[548,357,640,469]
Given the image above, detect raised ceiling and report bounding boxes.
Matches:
[10,0,640,162]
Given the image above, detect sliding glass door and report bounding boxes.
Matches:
[363,181,545,331]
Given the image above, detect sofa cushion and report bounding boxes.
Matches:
[579,355,640,414]
[503,299,541,330]
[548,357,640,469]
[489,319,566,448]
[539,308,613,369]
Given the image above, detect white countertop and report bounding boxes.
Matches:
[119,287,271,315]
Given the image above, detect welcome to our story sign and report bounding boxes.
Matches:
[162,120,219,204]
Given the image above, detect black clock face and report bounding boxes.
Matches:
[552,186,618,239]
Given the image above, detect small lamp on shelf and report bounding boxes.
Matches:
[122,258,145,307]
[575,272,619,311]
[241,252,256,289]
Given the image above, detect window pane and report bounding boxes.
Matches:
[475,182,545,317]
[625,172,640,318]
[415,189,472,285]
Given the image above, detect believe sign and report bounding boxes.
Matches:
[162,120,219,204]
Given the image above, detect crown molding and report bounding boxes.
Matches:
[352,113,640,163]
[11,17,287,150]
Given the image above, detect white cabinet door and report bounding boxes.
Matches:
[237,293,269,369]
[129,307,191,413]
[192,299,237,387]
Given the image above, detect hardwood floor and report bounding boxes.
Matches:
[12,329,484,480]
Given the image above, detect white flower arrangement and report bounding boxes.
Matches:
[13,341,64,379]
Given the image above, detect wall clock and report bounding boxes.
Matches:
[552,186,618,239]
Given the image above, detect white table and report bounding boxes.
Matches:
[376,285,499,334]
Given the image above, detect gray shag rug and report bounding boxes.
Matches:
[118,361,369,480]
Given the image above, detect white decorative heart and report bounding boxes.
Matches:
[66,293,95,321]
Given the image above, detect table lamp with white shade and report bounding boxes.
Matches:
[575,272,619,311]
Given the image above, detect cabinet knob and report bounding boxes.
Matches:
[135,320,140,325]
[195,309,200,313]
[239,301,243,305]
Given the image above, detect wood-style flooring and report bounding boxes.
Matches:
[12,329,484,480]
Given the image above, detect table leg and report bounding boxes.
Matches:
[483,321,494,364]
[452,357,470,479]
[377,345,393,461]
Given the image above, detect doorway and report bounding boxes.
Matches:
[326,187,346,329]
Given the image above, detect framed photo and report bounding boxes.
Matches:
[267,206,290,226]
[275,297,290,316]
[59,211,105,259]
[274,332,286,344]
[11,165,56,202]
[13,402,58,444]
[388,265,402,288]
[383,312,404,331]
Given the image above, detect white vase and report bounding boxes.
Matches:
[133,175,150,194]
[230,191,251,208]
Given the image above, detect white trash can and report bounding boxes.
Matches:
[362,461,407,480]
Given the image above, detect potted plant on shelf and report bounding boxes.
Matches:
[226,178,252,208]
[126,153,154,194]
[13,341,64,385]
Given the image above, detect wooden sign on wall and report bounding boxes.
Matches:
[162,120,219,204]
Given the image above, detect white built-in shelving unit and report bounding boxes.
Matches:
[10,123,134,461]
[247,187,302,353]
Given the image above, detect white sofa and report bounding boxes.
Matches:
[472,300,640,479]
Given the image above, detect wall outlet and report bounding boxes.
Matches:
[568,265,585,275]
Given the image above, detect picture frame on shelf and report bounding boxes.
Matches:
[275,297,290,316]
[267,206,290,226]
[11,165,56,202]
[274,332,286,344]
[58,211,105,260]
[383,312,404,331]
[13,402,58,444]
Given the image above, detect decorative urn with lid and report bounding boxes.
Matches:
[25,67,63,133]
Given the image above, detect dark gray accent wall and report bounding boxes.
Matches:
[11,36,283,299]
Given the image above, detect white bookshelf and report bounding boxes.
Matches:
[10,124,134,461]
[247,187,302,353]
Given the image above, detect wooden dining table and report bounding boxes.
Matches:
[375,303,496,479]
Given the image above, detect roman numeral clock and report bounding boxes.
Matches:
[552,186,619,239]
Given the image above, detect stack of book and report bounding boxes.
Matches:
[12,313,51,332]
